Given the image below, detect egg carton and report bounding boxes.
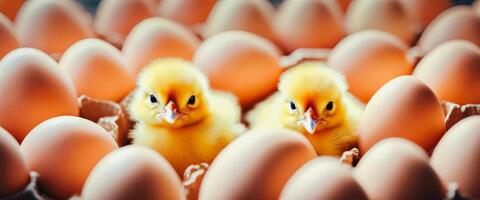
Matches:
[1,172,51,200]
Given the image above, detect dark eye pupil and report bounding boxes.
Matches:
[149,95,157,103]
[290,102,296,110]
[188,95,196,105]
[326,101,333,111]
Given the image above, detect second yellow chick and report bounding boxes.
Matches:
[247,63,364,156]
[129,58,245,175]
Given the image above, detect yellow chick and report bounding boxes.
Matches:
[129,58,245,175]
[247,62,364,156]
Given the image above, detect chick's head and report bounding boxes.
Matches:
[130,58,210,128]
[278,63,348,134]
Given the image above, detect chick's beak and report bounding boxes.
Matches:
[299,107,326,134]
[160,101,179,124]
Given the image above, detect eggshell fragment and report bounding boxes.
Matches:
[0,0,24,20]
[0,13,19,59]
[123,17,200,75]
[199,129,317,200]
[82,146,183,200]
[397,0,450,29]
[20,116,118,200]
[345,0,416,44]
[15,0,93,57]
[358,76,445,153]
[158,0,216,26]
[193,31,282,108]
[355,138,445,200]
[418,6,480,53]
[414,40,480,105]
[328,30,413,103]
[0,127,29,197]
[203,0,275,41]
[94,0,156,47]
[0,48,78,142]
[274,0,345,53]
[60,39,135,102]
[431,116,480,199]
[280,157,367,200]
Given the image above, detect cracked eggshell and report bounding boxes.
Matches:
[274,0,345,53]
[413,40,480,105]
[60,39,135,102]
[280,157,367,200]
[355,138,445,200]
[199,129,317,200]
[158,0,216,26]
[20,116,118,200]
[327,30,413,103]
[15,0,93,58]
[418,6,480,53]
[358,76,445,154]
[431,116,480,199]
[0,13,19,60]
[0,48,78,142]
[0,127,29,197]
[122,17,200,75]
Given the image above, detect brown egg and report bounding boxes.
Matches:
[328,30,413,103]
[280,157,368,200]
[475,1,480,15]
[0,0,24,20]
[122,17,200,75]
[203,0,275,41]
[0,48,78,142]
[397,0,450,29]
[82,146,183,200]
[60,39,135,102]
[15,0,93,58]
[193,31,282,108]
[94,0,156,47]
[199,129,317,200]
[0,127,29,197]
[358,76,445,153]
[20,116,118,199]
[418,6,480,53]
[158,0,216,26]
[345,0,416,44]
[274,0,345,53]
[0,13,19,59]
[413,40,480,105]
[355,138,445,200]
[431,116,480,199]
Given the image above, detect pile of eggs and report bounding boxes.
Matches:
[0,0,479,199]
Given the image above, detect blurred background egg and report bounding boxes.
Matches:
[417,6,480,53]
[20,116,118,199]
[193,31,282,108]
[122,17,200,75]
[345,0,416,44]
[15,0,94,59]
[336,0,351,13]
[397,0,450,29]
[199,129,317,200]
[0,48,78,142]
[0,127,29,197]
[430,116,480,199]
[203,0,275,41]
[274,0,345,53]
[158,0,216,27]
[82,146,183,200]
[327,30,413,103]
[280,156,367,200]
[413,40,480,105]
[0,13,19,60]
[358,76,445,154]
[0,0,24,20]
[60,38,135,102]
[355,138,445,200]
[475,0,480,14]
[94,0,156,47]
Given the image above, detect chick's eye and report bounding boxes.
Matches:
[326,101,334,111]
[149,94,158,104]
[187,95,196,105]
[289,101,297,110]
